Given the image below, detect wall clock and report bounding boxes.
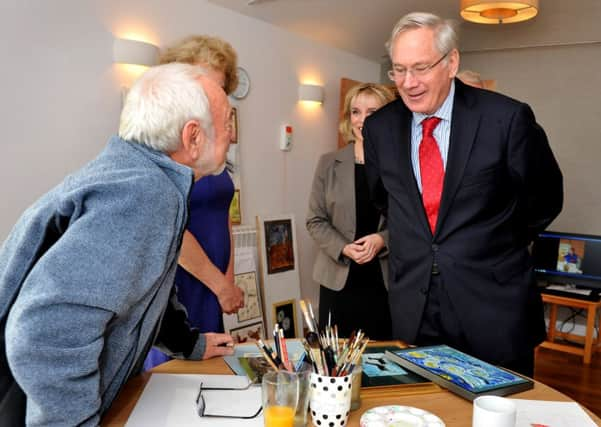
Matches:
[231,67,250,100]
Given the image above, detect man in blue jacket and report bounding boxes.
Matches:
[0,62,235,426]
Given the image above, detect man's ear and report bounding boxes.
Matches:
[180,119,204,161]
[448,48,460,78]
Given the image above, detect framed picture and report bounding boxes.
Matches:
[229,189,241,225]
[230,321,264,344]
[272,299,297,338]
[230,106,238,143]
[236,271,262,322]
[263,219,295,274]
[256,214,302,333]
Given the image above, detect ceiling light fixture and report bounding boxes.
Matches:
[460,0,539,24]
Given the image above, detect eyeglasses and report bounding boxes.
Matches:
[195,381,262,419]
[387,51,449,82]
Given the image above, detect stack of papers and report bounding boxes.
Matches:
[510,399,598,427]
[126,374,263,426]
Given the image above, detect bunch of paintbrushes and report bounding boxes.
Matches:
[255,323,295,372]
[299,299,369,377]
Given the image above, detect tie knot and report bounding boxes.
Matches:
[422,117,441,137]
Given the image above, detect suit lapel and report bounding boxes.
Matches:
[436,80,481,237]
[333,144,356,235]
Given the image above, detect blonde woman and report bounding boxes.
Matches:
[306,83,396,339]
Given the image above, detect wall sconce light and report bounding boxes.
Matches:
[113,37,159,67]
[460,0,539,24]
[298,84,324,105]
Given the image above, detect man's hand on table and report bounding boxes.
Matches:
[202,332,235,359]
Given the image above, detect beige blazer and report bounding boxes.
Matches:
[306,143,389,291]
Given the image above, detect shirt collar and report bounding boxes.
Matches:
[413,79,455,125]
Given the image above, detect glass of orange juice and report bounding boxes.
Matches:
[262,371,299,427]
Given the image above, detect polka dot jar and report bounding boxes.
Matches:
[309,372,352,427]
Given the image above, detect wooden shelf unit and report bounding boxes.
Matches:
[539,293,601,364]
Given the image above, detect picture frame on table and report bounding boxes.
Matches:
[385,345,533,401]
[272,299,297,338]
[235,271,262,323]
[263,218,295,274]
[229,189,241,225]
[229,321,264,344]
[361,344,431,389]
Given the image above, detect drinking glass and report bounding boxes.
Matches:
[262,370,299,427]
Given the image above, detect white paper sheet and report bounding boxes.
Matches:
[510,399,598,427]
[125,374,263,427]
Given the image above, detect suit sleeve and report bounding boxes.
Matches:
[306,155,351,262]
[363,120,389,216]
[508,105,563,242]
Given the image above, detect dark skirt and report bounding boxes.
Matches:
[319,260,392,340]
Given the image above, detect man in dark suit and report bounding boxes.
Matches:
[363,12,563,376]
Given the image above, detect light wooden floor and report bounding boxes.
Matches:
[534,346,601,418]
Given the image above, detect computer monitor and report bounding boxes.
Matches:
[531,230,601,291]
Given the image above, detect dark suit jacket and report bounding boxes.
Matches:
[363,79,563,365]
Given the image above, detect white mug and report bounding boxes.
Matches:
[472,395,516,427]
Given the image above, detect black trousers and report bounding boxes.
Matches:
[0,351,26,427]
[415,274,535,377]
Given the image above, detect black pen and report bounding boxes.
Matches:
[258,339,284,368]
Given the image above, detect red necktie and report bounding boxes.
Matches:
[419,117,443,233]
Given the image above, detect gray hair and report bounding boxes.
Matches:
[118,62,214,153]
[386,12,458,59]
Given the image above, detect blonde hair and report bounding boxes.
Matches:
[160,35,239,95]
[339,83,396,144]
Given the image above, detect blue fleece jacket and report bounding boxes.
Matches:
[0,137,205,426]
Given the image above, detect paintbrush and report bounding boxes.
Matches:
[299,299,316,332]
[305,330,325,375]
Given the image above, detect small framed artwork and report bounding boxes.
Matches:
[230,106,238,144]
[256,214,302,332]
[230,321,264,344]
[273,299,297,338]
[229,189,241,225]
[263,219,295,274]
[235,271,262,323]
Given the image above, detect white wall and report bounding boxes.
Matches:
[0,0,380,310]
[458,0,601,235]
[457,0,601,337]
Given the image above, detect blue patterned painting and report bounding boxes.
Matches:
[393,345,528,393]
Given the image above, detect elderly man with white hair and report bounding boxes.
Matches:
[0,62,235,426]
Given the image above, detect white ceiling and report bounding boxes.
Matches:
[207,0,466,62]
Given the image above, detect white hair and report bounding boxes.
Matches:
[386,12,458,59]
[118,62,214,153]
